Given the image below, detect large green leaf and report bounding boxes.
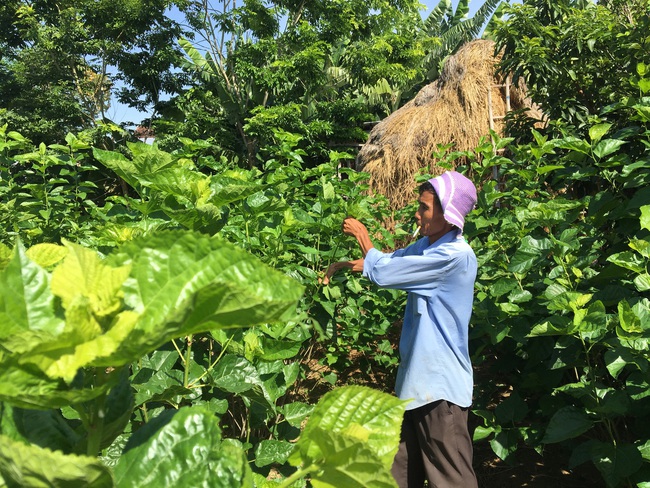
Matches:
[102,231,304,364]
[570,440,644,488]
[210,354,276,410]
[593,139,626,159]
[0,356,119,409]
[308,428,398,488]
[10,407,80,453]
[290,386,408,470]
[0,242,64,340]
[113,406,252,488]
[572,300,608,342]
[0,434,112,488]
[507,236,552,274]
[92,148,142,194]
[541,406,594,444]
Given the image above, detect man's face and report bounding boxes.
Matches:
[415,190,450,243]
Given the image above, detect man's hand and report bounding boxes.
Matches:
[320,259,364,285]
[342,217,368,239]
[342,218,374,256]
[321,261,346,285]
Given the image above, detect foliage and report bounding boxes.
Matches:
[493,0,650,131]
[0,126,104,246]
[165,0,428,166]
[0,0,187,143]
[0,230,303,483]
[283,386,407,488]
[0,124,410,486]
[163,0,505,167]
[4,2,650,487]
[454,85,650,487]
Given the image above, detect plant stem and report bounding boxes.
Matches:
[86,367,112,457]
[184,334,194,388]
[188,334,232,388]
[278,465,319,488]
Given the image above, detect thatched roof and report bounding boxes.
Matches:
[357,39,542,208]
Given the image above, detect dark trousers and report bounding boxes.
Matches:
[391,400,478,488]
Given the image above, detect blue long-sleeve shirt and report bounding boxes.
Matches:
[363,230,477,409]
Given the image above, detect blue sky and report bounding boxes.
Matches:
[108,0,484,126]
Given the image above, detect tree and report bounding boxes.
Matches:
[492,0,650,131]
[154,0,427,167]
[160,0,505,167]
[0,0,187,143]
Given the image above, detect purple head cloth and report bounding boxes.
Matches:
[429,171,477,232]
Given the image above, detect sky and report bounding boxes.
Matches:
[107,0,485,127]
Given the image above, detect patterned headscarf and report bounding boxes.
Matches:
[429,171,477,232]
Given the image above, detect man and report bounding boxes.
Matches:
[323,170,478,488]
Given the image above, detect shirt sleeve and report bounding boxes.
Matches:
[362,246,461,296]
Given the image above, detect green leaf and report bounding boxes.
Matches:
[573,300,608,342]
[494,392,528,424]
[634,273,650,292]
[10,407,80,453]
[490,277,519,298]
[290,386,408,469]
[607,251,645,273]
[131,350,181,406]
[25,244,68,269]
[604,346,649,379]
[473,425,495,442]
[641,205,650,231]
[307,428,398,488]
[0,434,112,487]
[555,137,591,155]
[113,407,252,487]
[489,429,520,461]
[593,139,626,160]
[618,300,644,334]
[51,240,131,317]
[588,123,612,143]
[255,439,294,467]
[541,406,594,444]
[92,148,142,194]
[547,291,592,313]
[0,231,303,408]
[0,244,11,271]
[101,231,304,365]
[527,317,571,337]
[0,356,119,409]
[629,238,650,258]
[576,441,644,488]
[281,402,314,428]
[210,176,263,207]
[210,354,276,409]
[98,367,135,451]
[0,242,64,340]
[508,236,552,274]
[536,164,564,174]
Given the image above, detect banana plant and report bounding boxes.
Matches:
[419,0,505,80]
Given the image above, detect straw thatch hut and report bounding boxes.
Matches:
[357,39,542,208]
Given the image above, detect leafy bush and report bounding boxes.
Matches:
[461,90,650,487]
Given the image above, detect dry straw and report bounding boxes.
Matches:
[357,39,542,209]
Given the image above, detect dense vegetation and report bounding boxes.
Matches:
[1,0,649,487]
